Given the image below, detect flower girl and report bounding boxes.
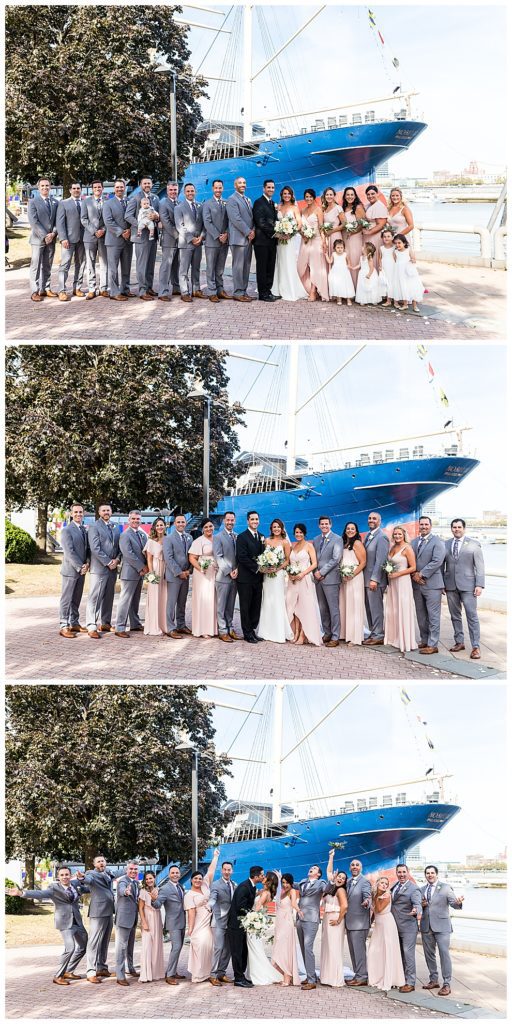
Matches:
[378,227,396,306]
[355,241,381,305]
[326,238,355,305]
[391,233,425,312]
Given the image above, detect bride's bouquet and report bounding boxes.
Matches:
[273,213,298,244]
[301,223,315,243]
[239,909,274,940]
[198,556,214,572]
[256,548,286,578]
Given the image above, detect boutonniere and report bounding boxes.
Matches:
[436,884,442,891]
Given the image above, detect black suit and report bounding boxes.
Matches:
[236,529,265,639]
[227,877,257,981]
[253,196,278,298]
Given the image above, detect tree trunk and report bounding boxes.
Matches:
[84,841,97,870]
[25,854,35,888]
[36,503,48,552]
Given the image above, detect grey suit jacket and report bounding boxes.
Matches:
[152,879,186,931]
[83,867,124,918]
[420,881,462,934]
[297,878,326,923]
[103,197,131,246]
[174,200,204,249]
[443,537,485,592]
[159,197,179,249]
[115,875,140,929]
[390,879,422,929]
[363,528,390,587]
[226,192,254,245]
[209,877,237,925]
[119,528,147,580]
[345,874,372,929]
[312,532,343,585]
[88,519,121,576]
[22,880,89,930]
[28,194,59,246]
[411,534,446,589]
[81,196,106,246]
[60,521,89,576]
[213,529,237,582]
[56,197,85,244]
[125,192,160,244]
[163,530,193,578]
[202,197,229,247]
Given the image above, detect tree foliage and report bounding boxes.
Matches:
[5,5,207,188]
[5,685,231,867]
[5,519,37,564]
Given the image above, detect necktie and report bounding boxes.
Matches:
[417,537,425,556]
[426,883,432,903]
[320,536,327,553]
[97,199,102,212]
[453,540,460,560]
[80,525,87,547]
[121,198,127,213]
[75,199,81,215]
[45,198,52,217]
[136,530,145,550]
[181,533,187,552]
[66,885,77,903]
[230,532,236,549]
[107,523,113,542]
[191,202,197,217]
[177,883,184,901]
[245,196,251,209]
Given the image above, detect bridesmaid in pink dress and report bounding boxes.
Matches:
[387,187,414,241]
[188,519,218,638]
[183,849,220,982]
[367,877,405,990]
[384,525,418,652]
[138,872,165,982]
[286,523,322,646]
[271,872,301,986]
[362,184,388,266]
[297,189,330,301]
[320,858,348,987]
[321,187,344,269]
[143,517,167,636]
[339,522,366,645]
[341,187,367,290]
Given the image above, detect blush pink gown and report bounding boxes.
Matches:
[143,538,167,635]
[319,892,347,986]
[323,204,343,261]
[342,210,364,289]
[384,549,418,652]
[367,898,405,990]
[339,547,365,644]
[271,895,300,984]
[189,537,218,637]
[362,198,388,262]
[139,888,165,981]
[285,547,322,646]
[184,880,213,982]
[297,212,330,300]
[388,206,412,239]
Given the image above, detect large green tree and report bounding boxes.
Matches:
[5,345,243,549]
[5,5,207,189]
[5,685,231,867]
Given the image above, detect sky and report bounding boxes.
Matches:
[183,3,507,178]
[210,343,506,518]
[203,683,507,863]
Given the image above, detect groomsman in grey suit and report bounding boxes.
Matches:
[296,866,326,988]
[85,503,121,638]
[313,516,342,647]
[208,860,237,984]
[115,511,148,637]
[202,179,231,302]
[152,865,189,984]
[362,511,390,645]
[56,181,86,300]
[76,855,125,982]
[27,176,59,301]
[213,511,239,642]
[174,182,205,300]
[411,516,446,655]
[114,863,141,985]
[390,864,423,992]
[158,180,180,300]
[59,503,89,638]
[420,865,464,997]
[443,518,485,660]
[126,174,160,299]
[226,176,255,301]
[103,178,135,301]
[8,865,90,985]
[162,514,193,638]
[345,859,372,986]
[81,179,109,299]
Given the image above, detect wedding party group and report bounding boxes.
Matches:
[27,174,425,310]
[7,854,463,997]
[59,504,486,661]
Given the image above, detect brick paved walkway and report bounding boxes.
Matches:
[6,593,467,681]
[6,259,505,341]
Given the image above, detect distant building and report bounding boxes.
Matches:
[482,509,505,523]
[466,853,486,867]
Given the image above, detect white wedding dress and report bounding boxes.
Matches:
[272,214,308,301]
[257,547,294,643]
[246,907,281,985]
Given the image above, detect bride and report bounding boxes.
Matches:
[246,872,282,985]
[257,519,294,643]
[272,186,308,301]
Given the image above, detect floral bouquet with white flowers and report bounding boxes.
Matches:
[286,564,302,577]
[256,547,286,578]
[382,558,400,575]
[273,214,298,244]
[320,221,334,235]
[301,223,315,242]
[239,909,274,940]
[198,557,214,572]
[339,564,355,580]
[144,572,161,585]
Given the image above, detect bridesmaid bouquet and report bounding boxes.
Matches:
[301,223,315,243]
[286,564,302,578]
[382,558,400,575]
[256,548,285,578]
[339,564,355,580]
[198,556,214,571]
[320,222,334,235]
[239,909,274,940]
[345,218,370,234]
[273,214,298,244]
[144,571,161,585]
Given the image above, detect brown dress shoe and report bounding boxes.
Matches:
[209,294,220,302]
[111,294,128,301]
[419,646,438,655]
[70,625,88,633]
[364,637,384,646]
[53,977,69,985]
[418,643,428,649]
[219,633,233,642]
[123,291,138,298]
[73,289,86,297]
[158,295,171,301]
[117,979,129,986]
[100,624,114,632]
[128,970,140,977]
[233,294,252,302]
[130,625,144,632]
[58,291,70,301]
[209,977,222,986]
[86,975,102,983]
[399,984,415,993]
[438,985,451,996]
[165,976,179,985]
[46,289,59,298]
[173,974,187,980]
[167,630,183,639]
[229,630,240,640]
[470,647,481,659]
[301,982,316,989]
[147,288,158,297]
[60,627,76,638]
[99,290,110,297]
[192,290,205,298]
[181,294,192,302]
[86,292,96,300]
[177,626,192,635]
[31,292,44,301]
[218,290,232,299]
[114,631,130,638]
[139,293,154,300]
[63,972,84,980]
[322,635,332,644]
[422,981,440,989]
[218,975,232,983]
[449,643,465,652]
[96,970,114,977]
[325,639,339,647]
[349,979,368,987]
[88,630,101,639]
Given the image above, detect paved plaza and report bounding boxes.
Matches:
[5,259,505,342]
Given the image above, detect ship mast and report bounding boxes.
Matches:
[242,6,253,142]
[271,683,284,822]
[286,346,299,474]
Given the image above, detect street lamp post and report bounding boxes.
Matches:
[155,65,178,182]
[177,735,199,874]
[188,377,211,517]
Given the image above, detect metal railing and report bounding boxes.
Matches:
[413,223,507,268]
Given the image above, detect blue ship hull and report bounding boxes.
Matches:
[183,120,427,203]
[212,456,479,539]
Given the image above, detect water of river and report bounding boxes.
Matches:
[479,542,507,603]
[449,883,507,947]
[409,201,497,257]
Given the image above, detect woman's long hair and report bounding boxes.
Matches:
[149,517,166,540]
[270,518,287,538]
[264,871,278,898]
[280,184,296,204]
[341,187,359,214]
[321,186,337,210]
[342,522,361,549]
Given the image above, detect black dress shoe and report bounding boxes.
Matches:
[260,295,274,302]
[234,978,252,987]
[254,635,265,642]
[273,294,282,300]
[245,635,258,644]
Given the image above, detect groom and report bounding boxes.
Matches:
[252,179,279,302]
[236,511,266,643]
[227,865,264,987]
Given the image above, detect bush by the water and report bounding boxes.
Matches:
[5,519,37,563]
[5,877,28,915]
